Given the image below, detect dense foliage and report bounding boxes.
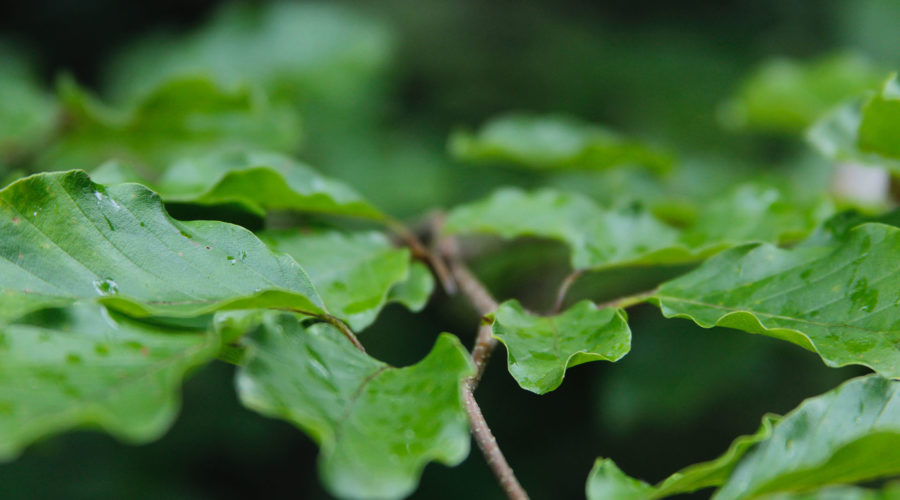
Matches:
[3,1,900,499]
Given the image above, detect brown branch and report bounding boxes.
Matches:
[439,231,499,382]
[464,385,530,500]
[431,221,529,500]
[386,218,457,294]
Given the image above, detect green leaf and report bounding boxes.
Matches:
[858,74,900,160]
[104,2,393,108]
[387,261,434,313]
[655,222,900,378]
[588,374,900,500]
[809,99,892,170]
[807,96,900,175]
[489,300,630,394]
[236,314,474,500]
[586,459,655,500]
[156,150,384,219]
[0,170,324,324]
[586,415,778,499]
[259,228,432,330]
[721,53,886,133]
[762,484,900,500]
[714,375,900,499]
[39,76,301,173]
[0,44,58,168]
[449,113,672,172]
[445,185,830,270]
[808,74,900,176]
[0,303,220,460]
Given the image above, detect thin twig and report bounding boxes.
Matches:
[470,322,497,386]
[595,289,658,310]
[439,231,499,382]
[552,269,584,313]
[464,386,530,500]
[387,218,457,294]
[449,253,498,316]
[321,314,366,352]
[434,225,529,499]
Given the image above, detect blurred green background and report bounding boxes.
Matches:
[0,0,897,498]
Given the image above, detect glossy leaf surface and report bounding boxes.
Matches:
[715,375,900,499]
[259,228,432,330]
[445,186,829,270]
[762,484,900,500]
[0,303,219,460]
[490,300,630,394]
[237,314,473,499]
[157,150,384,219]
[656,223,900,377]
[591,377,900,498]
[0,171,323,323]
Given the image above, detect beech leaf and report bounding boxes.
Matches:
[449,113,672,172]
[39,76,301,173]
[490,300,631,394]
[807,97,900,175]
[721,53,885,133]
[236,314,473,499]
[0,170,324,324]
[0,303,220,460]
[714,375,900,499]
[445,186,829,270]
[858,74,900,161]
[587,415,779,499]
[259,228,432,330]
[655,222,900,378]
[591,376,900,498]
[157,150,385,219]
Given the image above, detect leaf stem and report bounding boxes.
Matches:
[553,269,585,313]
[595,289,658,310]
[321,314,366,352]
[463,385,530,500]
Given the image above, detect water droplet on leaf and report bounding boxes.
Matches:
[92,278,119,296]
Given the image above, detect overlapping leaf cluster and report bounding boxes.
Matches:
[0,7,466,498]
[3,3,900,499]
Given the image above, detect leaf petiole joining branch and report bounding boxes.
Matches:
[320,314,366,352]
[554,268,658,313]
[595,289,658,310]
